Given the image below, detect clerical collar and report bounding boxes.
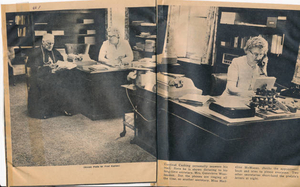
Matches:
[41,46,56,64]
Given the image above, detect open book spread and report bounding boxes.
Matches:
[2,0,300,186]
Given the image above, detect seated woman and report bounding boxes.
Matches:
[222,36,269,98]
[98,27,133,67]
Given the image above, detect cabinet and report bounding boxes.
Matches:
[214,8,300,88]
[128,7,156,60]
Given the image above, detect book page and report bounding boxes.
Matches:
[156,0,300,186]
[2,0,157,186]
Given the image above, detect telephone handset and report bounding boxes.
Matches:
[257,54,267,67]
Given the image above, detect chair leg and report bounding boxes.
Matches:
[130,111,137,144]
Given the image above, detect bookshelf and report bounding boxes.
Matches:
[128,7,156,60]
[214,7,300,88]
[6,12,34,47]
[6,9,107,61]
[31,9,107,60]
[6,12,34,69]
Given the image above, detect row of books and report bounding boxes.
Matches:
[220,12,287,29]
[220,34,284,55]
[15,15,28,25]
[220,36,252,49]
[17,27,27,37]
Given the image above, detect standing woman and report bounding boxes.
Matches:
[222,36,269,97]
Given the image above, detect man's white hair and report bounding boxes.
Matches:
[42,33,55,42]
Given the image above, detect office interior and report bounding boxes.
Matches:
[7,4,300,167]
[156,5,300,165]
[6,7,157,166]
[157,5,300,94]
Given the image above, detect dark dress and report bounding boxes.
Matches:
[26,46,72,119]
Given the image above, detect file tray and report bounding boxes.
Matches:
[209,102,255,118]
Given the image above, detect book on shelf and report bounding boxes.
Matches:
[17,27,26,37]
[271,34,284,55]
[233,36,239,48]
[15,15,27,25]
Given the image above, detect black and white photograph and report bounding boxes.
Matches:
[4,0,157,172]
[157,4,300,166]
[4,0,300,186]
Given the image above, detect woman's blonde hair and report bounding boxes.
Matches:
[107,27,120,38]
[244,36,268,54]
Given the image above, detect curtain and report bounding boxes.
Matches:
[163,6,219,65]
[201,7,219,65]
[124,8,130,41]
[163,5,189,58]
[163,5,180,58]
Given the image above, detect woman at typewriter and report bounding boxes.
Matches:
[222,36,269,97]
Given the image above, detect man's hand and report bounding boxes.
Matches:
[51,67,62,73]
[43,63,61,73]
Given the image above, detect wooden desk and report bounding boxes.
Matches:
[160,96,300,165]
[26,59,155,120]
[170,98,300,126]
[73,63,155,120]
[72,67,134,120]
[123,85,300,165]
[121,85,157,156]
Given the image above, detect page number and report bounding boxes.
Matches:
[32,6,41,10]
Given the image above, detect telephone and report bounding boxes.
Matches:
[257,54,267,68]
[128,69,156,91]
[256,54,268,76]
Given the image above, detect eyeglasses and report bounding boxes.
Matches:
[44,41,54,46]
[108,35,118,38]
[249,50,265,58]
